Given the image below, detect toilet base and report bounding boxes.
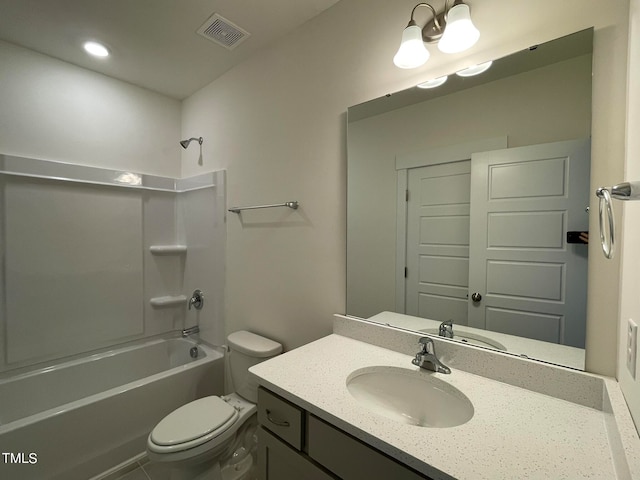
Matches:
[221,452,254,480]
[155,444,255,480]
[147,395,258,480]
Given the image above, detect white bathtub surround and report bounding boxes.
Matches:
[176,173,227,349]
[249,321,640,480]
[0,155,227,373]
[0,337,224,480]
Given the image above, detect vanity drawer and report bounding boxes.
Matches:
[307,415,431,480]
[257,387,304,450]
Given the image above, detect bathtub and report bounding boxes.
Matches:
[0,337,224,480]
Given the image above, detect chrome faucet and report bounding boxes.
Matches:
[439,320,454,338]
[412,337,451,374]
[182,325,200,337]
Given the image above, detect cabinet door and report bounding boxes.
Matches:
[307,415,432,480]
[258,427,336,480]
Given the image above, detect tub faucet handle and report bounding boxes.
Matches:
[188,289,204,310]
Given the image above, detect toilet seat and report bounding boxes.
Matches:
[149,396,239,453]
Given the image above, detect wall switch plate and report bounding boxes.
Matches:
[627,318,638,379]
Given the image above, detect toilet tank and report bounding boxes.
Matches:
[227,331,282,403]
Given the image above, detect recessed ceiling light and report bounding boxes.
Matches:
[417,76,448,89]
[83,41,109,58]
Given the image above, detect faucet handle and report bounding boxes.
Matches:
[417,336,435,354]
[439,320,454,338]
[414,336,451,374]
[188,289,204,310]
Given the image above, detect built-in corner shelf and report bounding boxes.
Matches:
[149,295,187,308]
[149,245,187,255]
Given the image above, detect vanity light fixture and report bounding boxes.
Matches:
[455,60,492,77]
[393,0,480,69]
[83,41,110,58]
[417,75,448,88]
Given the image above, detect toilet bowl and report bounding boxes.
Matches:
[146,331,282,480]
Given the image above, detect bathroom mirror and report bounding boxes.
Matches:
[346,29,593,370]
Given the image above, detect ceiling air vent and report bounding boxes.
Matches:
[197,13,251,50]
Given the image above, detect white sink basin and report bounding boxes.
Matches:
[420,328,507,351]
[346,366,474,428]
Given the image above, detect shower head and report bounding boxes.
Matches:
[180,137,203,149]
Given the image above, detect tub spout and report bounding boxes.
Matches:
[182,326,200,337]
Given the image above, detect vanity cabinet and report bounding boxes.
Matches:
[258,426,335,480]
[257,387,433,480]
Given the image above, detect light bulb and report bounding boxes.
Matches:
[438,4,480,54]
[83,41,109,57]
[393,25,430,69]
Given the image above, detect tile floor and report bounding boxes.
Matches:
[101,457,170,480]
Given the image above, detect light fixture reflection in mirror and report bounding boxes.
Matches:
[417,76,448,89]
[348,29,593,371]
[456,60,493,77]
[393,1,480,69]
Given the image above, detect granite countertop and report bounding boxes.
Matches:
[249,333,637,480]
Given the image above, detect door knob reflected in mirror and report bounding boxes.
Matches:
[471,292,482,303]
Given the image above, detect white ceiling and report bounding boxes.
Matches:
[0,0,341,99]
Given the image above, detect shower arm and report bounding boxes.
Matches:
[180,137,203,149]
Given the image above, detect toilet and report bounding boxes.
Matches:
[147,331,282,480]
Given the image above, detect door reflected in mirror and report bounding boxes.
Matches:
[346,29,593,370]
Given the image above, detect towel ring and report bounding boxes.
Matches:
[597,187,615,259]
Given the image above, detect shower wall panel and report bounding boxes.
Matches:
[177,170,226,346]
[143,190,185,336]
[0,155,225,373]
[4,177,144,364]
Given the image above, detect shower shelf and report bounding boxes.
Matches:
[149,295,188,308]
[149,245,187,255]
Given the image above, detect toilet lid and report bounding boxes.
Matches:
[150,396,238,446]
